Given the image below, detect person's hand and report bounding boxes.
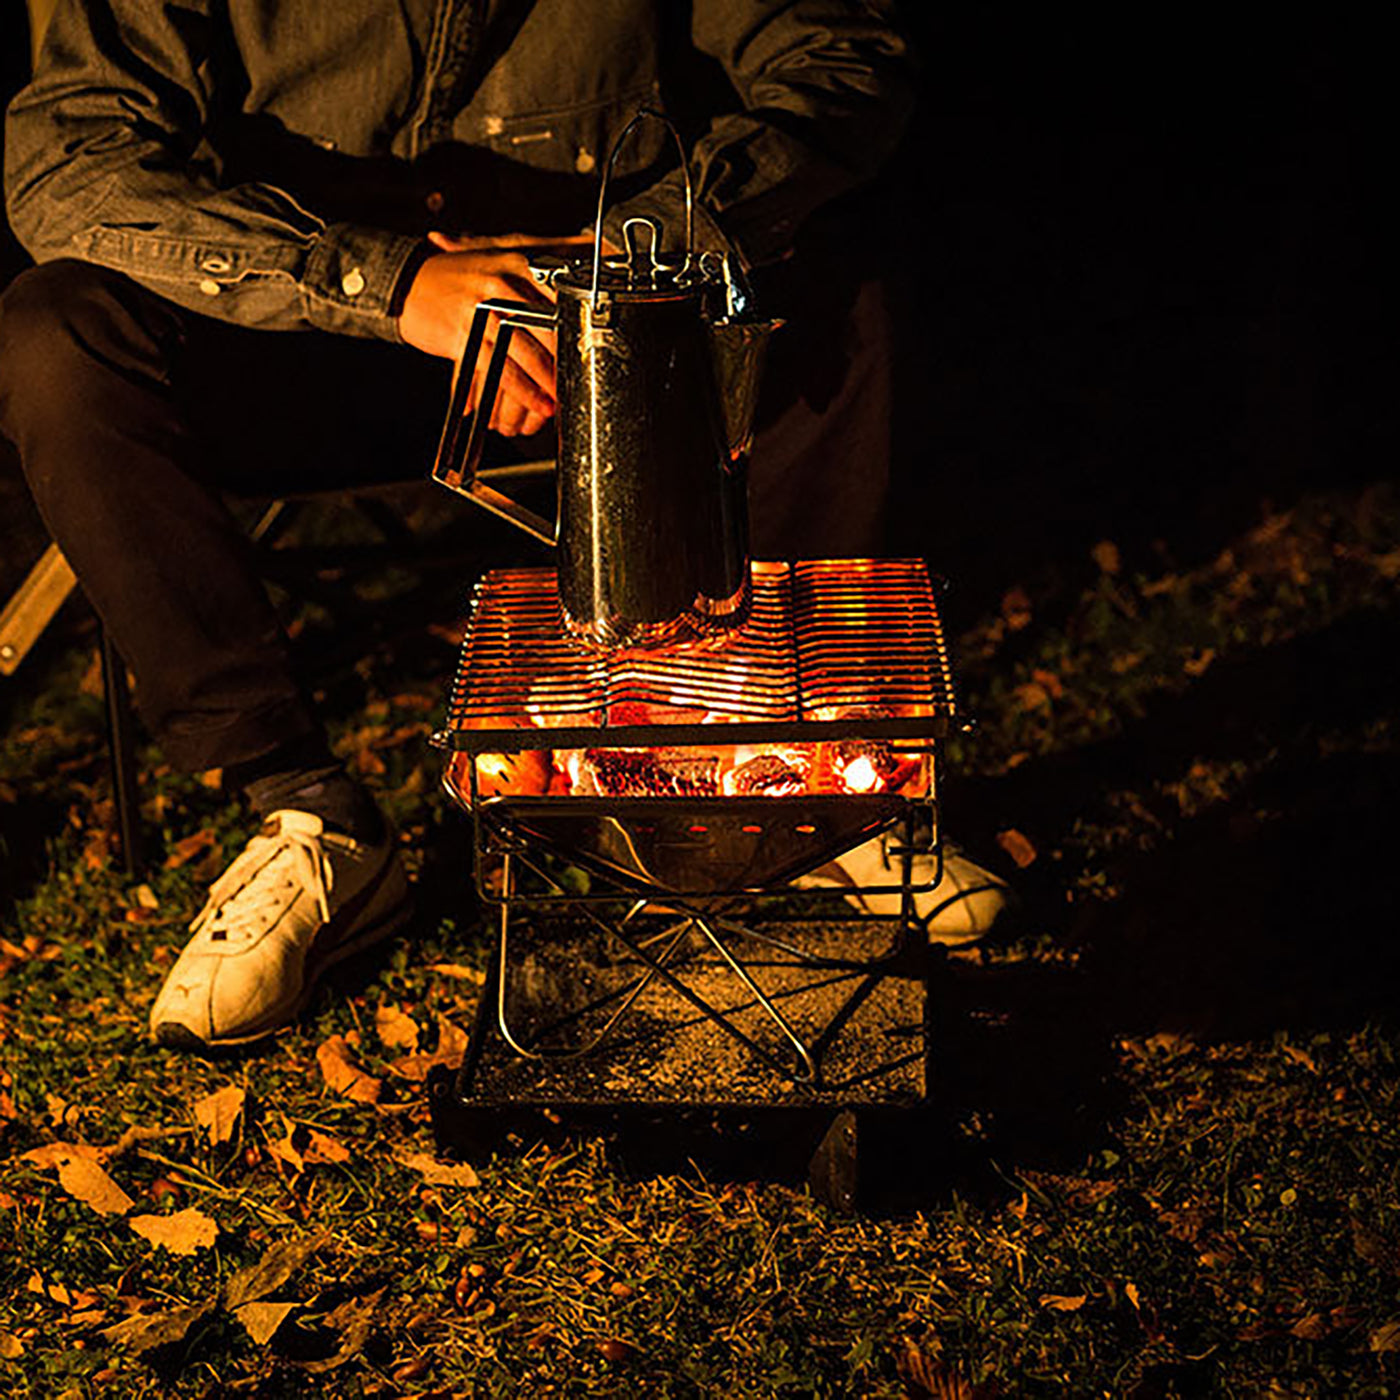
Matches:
[398,231,591,436]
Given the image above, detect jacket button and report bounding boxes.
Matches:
[575,147,595,174]
[342,268,366,297]
[197,279,221,296]
[425,191,445,214]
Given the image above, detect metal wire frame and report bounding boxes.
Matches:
[452,797,942,1097]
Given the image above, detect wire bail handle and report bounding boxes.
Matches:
[589,108,695,310]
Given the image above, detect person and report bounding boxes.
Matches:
[0,1,992,1052]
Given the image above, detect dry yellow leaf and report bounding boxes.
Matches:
[129,1208,219,1256]
[59,1156,134,1216]
[164,828,217,870]
[19,1140,103,1169]
[375,1003,422,1052]
[396,1151,479,1189]
[194,1085,246,1147]
[235,1300,296,1346]
[0,1332,24,1359]
[1039,1293,1088,1312]
[22,1144,134,1216]
[303,1129,351,1165]
[316,1035,382,1104]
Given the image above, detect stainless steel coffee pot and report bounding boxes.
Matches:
[431,111,781,651]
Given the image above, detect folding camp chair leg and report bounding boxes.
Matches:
[101,628,143,878]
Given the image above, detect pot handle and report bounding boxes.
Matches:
[430,297,559,545]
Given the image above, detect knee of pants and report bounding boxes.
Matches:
[0,259,173,440]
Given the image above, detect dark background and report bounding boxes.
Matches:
[2,8,1390,612]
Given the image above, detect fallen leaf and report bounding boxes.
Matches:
[101,1301,215,1355]
[1001,586,1032,631]
[235,1300,296,1346]
[225,1234,327,1309]
[64,1307,110,1328]
[996,828,1038,868]
[1012,681,1052,712]
[1281,1042,1318,1074]
[316,1035,382,1103]
[266,1126,305,1175]
[27,1272,73,1307]
[1290,1312,1331,1341]
[18,1140,103,1168]
[164,828,216,870]
[427,962,486,984]
[130,883,160,911]
[1372,1319,1400,1352]
[0,1332,23,1359]
[194,1085,246,1147]
[597,1338,636,1363]
[387,1016,469,1082]
[1125,1282,1141,1310]
[303,1129,351,1165]
[21,1144,135,1216]
[1091,540,1121,575]
[375,1004,422,1052]
[129,1208,219,1256]
[397,1151,479,1189]
[1039,1294,1088,1312]
[1183,647,1216,677]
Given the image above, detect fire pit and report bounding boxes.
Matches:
[427,557,961,1204]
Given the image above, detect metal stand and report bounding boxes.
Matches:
[431,808,943,1212]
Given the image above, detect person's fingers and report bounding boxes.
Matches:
[490,389,532,437]
[519,408,550,437]
[470,346,555,421]
[498,323,556,396]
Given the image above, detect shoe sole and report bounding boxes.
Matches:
[152,882,414,1052]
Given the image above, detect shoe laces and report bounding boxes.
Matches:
[194,821,334,944]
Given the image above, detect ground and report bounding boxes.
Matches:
[2,480,1399,1397]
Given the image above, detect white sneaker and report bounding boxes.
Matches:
[149,810,411,1049]
[796,833,1013,944]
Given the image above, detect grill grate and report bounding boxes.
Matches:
[444,559,955,736]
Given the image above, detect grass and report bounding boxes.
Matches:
[2,482,1400,1396]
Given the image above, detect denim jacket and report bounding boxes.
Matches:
[4,0,914,341]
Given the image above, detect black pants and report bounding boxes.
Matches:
[0,259,891,774]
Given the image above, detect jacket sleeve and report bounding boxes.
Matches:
[604,0,917,269]
[3,0,422,338]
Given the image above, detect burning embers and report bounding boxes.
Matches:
[458,729,927,804]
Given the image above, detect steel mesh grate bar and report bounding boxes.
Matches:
[444,559,955,735]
